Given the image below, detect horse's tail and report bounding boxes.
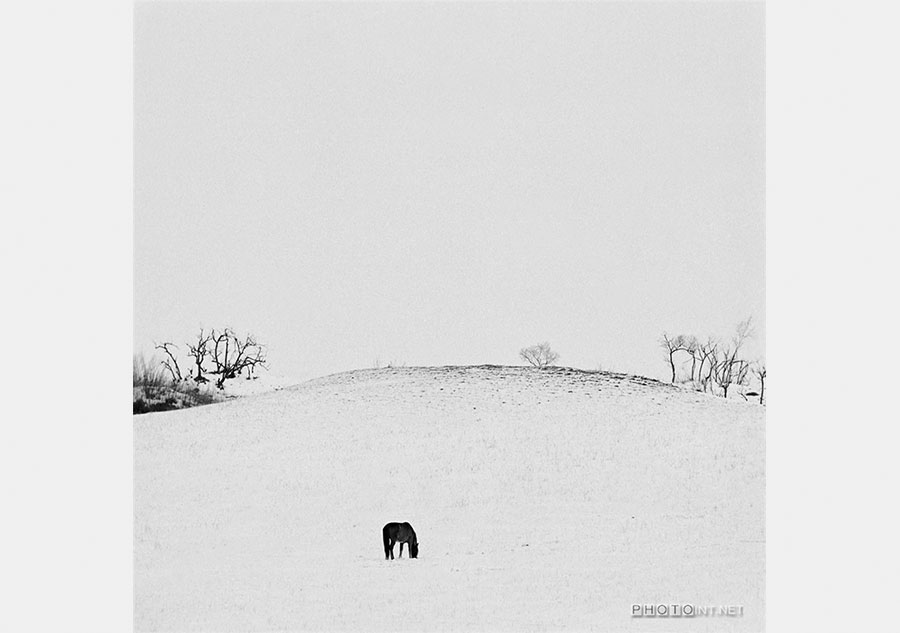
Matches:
[382,524,391,558]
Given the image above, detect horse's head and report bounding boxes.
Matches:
[410,540,419,558]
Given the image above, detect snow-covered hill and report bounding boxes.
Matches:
[134,365,764,631]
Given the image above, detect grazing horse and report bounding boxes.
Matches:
[383,522,418,560]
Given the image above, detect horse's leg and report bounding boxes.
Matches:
[389,539,395,560]
[399,541,404,558]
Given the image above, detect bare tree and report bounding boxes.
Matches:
[520,342,559,369]
[696,338,718,392]
[684,336,701,381]
[660,333,689,383]
[753,361,766,405]
[187,329,213,383]
[155,342,182,382]
[711,346,737,398]
[711,317,756,398]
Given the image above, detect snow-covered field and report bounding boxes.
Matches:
[134,366,764,631]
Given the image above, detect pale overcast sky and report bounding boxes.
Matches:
[134,1,764,383]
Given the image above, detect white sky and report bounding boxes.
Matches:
[134,1,765,382]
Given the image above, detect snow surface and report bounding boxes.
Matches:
[134,365,764,631]
[216,372,301,399]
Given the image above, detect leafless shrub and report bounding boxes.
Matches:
[155,342,183,382]
[209,328,267,389]
[187,329,213,383]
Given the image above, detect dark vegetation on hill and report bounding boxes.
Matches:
[133,354,222,414]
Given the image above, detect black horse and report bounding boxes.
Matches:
[383,522,418,559]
